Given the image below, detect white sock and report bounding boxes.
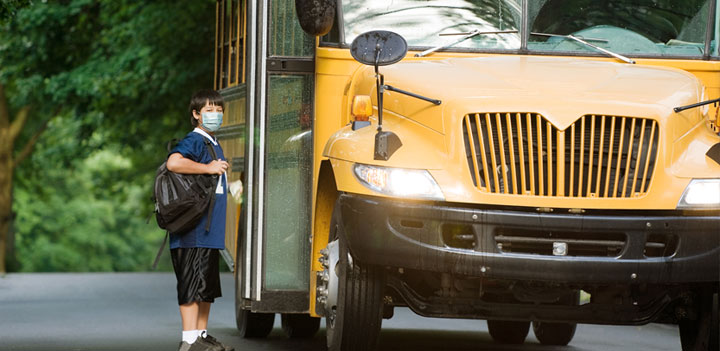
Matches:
[182,330,199,344]
[199,329,208,338]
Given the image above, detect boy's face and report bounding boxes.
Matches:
[193,101,223,126]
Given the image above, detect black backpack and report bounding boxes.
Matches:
[153,138,219,234]
[151,138,219,269]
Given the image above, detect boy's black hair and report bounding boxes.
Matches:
[189,89,225,127]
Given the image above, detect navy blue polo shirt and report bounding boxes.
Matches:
[168,129,227,250]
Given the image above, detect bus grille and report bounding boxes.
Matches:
[462,113,659,198]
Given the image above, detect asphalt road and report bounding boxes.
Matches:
[0,273,682,351]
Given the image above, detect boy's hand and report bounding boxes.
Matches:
[207,159,229,175]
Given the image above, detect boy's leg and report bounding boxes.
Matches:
[179,302,200,331]
[198,301,211,331]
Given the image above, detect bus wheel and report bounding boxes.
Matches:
[321,203,385,351]
[532,291,579,346]
[487,320,530,344]
[532,321,576,346]
[235,308,275,338]
[281,313,320,338]
[679,291,719,351]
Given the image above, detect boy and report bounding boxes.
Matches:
[166,90,233,351]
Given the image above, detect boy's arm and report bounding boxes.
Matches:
[167,153,228,175]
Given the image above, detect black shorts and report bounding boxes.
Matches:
[170,247,222,305]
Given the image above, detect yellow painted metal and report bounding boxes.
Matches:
[505,113,518,194]
[308,162,337,318]
[621,119,637,198]
[612,118,627,198]
[464,117,481,189]
[515,113,526,194]
[569,122,575,196]
[536,114,544,196]
[594,116,603,196]
[556,127,565,197]
[586,116,596,197]
[640,121,657,192]
[475,114,492,190]
[671,122,720,178]
[603,117,616,198]
[315,48,719,207]
[527,113,535,195]
[495,113,508,194]
[218,96,246,263]
[578,116,586,197]
[631,119,648,197]
[546,119,553,195]
[215,0,245,90]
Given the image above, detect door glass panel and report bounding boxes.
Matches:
[263,74,313,290]
[269,0,314,57]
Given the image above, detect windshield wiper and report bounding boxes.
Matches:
[531,32,635,64]
[415,30,518,57]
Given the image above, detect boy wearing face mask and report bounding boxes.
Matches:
[166,89,233,351]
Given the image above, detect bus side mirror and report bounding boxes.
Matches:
[295,0,336,36]
[350,31,408,67]
[350,31,408,160]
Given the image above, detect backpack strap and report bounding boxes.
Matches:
[151,231,169,270]
[203,138,219,232]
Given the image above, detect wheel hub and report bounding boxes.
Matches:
[316,240,340,322]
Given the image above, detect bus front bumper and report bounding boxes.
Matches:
[338,194,720,285]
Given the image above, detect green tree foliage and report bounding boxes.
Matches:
[0,0,31,23]
[1,0,215,271]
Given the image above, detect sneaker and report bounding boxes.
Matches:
[203,334,235,351]
[178,340,218,351]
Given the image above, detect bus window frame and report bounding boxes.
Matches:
[215,0,247,91]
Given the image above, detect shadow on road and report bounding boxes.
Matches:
[213,327,580,351]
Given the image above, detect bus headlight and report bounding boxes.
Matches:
[354,164,445,201]
[677,179,720,209]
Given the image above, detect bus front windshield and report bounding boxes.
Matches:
[342,0,522,51]
[341,0,716,58]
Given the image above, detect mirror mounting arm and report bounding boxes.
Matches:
[376,74,385,131]
[383,85,442,106]
[349,30,409,161]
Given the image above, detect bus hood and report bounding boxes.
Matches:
[367,56,703,135]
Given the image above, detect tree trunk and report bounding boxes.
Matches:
[0,130,12,275]
[0,83,38,275]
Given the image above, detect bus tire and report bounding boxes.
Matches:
[487,320,530,344]
[532,290,579,346]
[532,321,577,346]
[679,291,719,351]
[281,313,320,338]
[236,308,275,338]
[326,203,385,351]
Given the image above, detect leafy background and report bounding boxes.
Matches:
[1,0,216,271]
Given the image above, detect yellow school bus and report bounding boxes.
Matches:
[214,0,720,350]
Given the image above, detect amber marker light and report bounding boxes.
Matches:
[351,95,373,121]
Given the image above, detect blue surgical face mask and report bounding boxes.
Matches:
[201,112,223,132]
